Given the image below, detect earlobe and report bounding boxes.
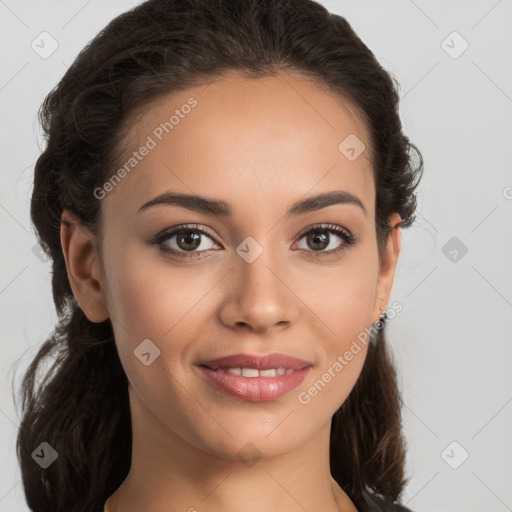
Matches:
[60,210,109,323]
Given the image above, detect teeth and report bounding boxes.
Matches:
[241,368,259,378]
[214,367,295,377]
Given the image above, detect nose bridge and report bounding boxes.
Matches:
[240,249,280,297]
[221,236,295,330]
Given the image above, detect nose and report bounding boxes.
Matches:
[219,247,297,333]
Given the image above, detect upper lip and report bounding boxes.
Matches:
[199,353,312,371]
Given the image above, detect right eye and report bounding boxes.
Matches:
[150,224,221,259]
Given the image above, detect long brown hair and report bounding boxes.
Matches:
[15,1,423,510]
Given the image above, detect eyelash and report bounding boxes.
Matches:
[150,223,357,260]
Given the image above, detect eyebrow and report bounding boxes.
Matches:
[137,190,366,217]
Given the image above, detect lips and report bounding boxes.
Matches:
[195,353,313,401]
[198,353,312,371]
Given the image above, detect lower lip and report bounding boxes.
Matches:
[196,365,312,402]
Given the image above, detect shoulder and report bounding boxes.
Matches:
[359,491,414,512]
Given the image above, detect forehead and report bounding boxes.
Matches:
[102,70,375,223]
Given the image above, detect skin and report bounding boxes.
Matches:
[60,70,401,512]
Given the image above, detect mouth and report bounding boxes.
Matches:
[198,352,312,372]
[195,353,312,402]
[199,366,297,377]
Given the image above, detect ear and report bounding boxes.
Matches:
[60,210,109,323]
[372,212,402,323]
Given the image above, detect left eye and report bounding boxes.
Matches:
[293,224,356,254]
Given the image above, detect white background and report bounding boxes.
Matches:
[1,1,511,511]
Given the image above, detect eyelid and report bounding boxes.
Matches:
[294,222,352,240]
[152,223,219,245]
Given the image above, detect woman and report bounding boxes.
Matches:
[16,0,423,510]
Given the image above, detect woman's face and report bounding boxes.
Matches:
[80,71,400,461]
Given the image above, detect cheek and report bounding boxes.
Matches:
[296,249,377,409]
[102,246,212,415]
[296,271,374,416]
[104,242,210,337]
[102,243,227,392]
[303,249,379,343]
